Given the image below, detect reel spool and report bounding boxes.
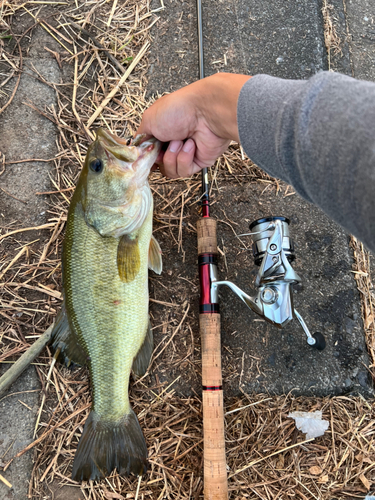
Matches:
[211,216,326,350]
[250,217,295,266]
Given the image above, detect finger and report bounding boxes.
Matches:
[137,107,152,136]
[175,139,197,177]
[161,140,184,178]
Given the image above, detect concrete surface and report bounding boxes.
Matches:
[217,183,370,396]
[0,369,40,500]
[343,0,375,319]
[328,0,353,75]
[345,0,375,81]
[147,0,374,397]
[151,179,372,398]
[0,24,61,500]
[148,0,327,94]
[202,0,326,78]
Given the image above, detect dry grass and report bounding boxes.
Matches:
[322,0,342,70]
[12,385,375,499]
[351,238,375,382]
[0,0,375,499]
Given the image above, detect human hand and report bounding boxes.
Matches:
[137,73,251,178]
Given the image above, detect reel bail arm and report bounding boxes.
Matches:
[212,217,326,350]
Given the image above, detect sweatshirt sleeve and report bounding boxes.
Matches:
[237,71,375,253]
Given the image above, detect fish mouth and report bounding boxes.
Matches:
[95,129,160,165]
[137,136,161,162]
[95,129,138,163]
[96,128,131,147]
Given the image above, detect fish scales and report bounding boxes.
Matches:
[63,201,151,419]
[50,129,162,481]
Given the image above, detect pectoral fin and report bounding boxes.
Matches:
[132,320,153,379]
[148,235,162,274]
[117,234,140,283]
[50,304,87,367]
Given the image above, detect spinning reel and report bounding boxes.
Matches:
[211,216,326,350]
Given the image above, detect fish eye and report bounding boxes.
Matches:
[89,158,103,173]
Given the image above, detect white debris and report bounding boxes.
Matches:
[288,411,329,440]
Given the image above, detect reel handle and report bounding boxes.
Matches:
[197,217,228,500]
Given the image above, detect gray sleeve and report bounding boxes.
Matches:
[237,71,375,252]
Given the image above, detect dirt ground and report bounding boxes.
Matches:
[1,0,375,499]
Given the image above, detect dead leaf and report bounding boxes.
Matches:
[318,475,329,483]
[360,473,371,490]
[309,466,322,475]
[104,491,125,500]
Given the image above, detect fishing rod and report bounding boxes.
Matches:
[196,1,228,499]
[195,3,326,498]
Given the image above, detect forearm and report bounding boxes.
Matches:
[238,72,375,252]
[195,73,251,142]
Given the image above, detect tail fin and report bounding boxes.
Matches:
[71,409,147,481]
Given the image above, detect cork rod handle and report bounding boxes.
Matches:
[197,217,228,500]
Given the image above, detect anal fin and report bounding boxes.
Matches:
[50,304,87,367]
[132,320,153,379]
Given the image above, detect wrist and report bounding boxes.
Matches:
[194,73,251,142]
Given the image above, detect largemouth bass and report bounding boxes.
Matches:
[50,129,162,481]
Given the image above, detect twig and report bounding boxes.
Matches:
[69,20,125,75]
[152,305,190,364]
[0,31,22,116]
[229,438,314,477]
[0,222,56,242]
[6,400,91,466]
[33,348,60,437]
[39,438,63,482]
[0,186,27,204]
[0,324,53,398]
[0,474,12,489]
[72,44,94,140]
[22,6,74,55]
[0,245,27,281]
[36,187,74,194]
[4,157,60,164]
[87,41,149,127]
[135,475,142,500]
[35,215,64,269]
